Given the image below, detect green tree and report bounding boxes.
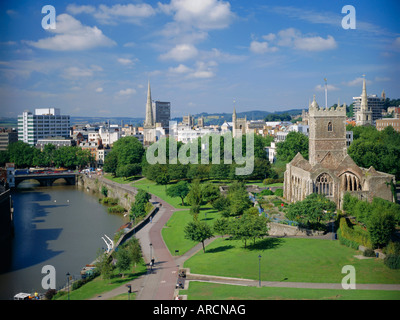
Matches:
[201,182,220,204]
[368,211,396,249]
[187,179,203,207]
[286,193,336,229]
[103,151,118,176]
[213,218,230,237]
[8,141,35,167]
[226,181,252,216]
[115,247,131,278]
[276,131,309,162]
[95,252,113,281]
[112,136,145,167]
[126,238,142,270]
[130,189,151,219]
[166,180,190,206]
[184,220,214,253]
[0,150,9,167]
[116,163,141,179]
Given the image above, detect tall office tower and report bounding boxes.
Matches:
[18,108,70,146]
[153,101,171,129]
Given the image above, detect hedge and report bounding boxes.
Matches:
[337,217,372,249]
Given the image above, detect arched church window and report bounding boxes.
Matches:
[327,122,333,132]
[314,173,334,196]
[341,172,362,192]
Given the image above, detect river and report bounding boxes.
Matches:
[0,180,126,300]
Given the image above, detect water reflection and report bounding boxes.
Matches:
[0,180,125,299]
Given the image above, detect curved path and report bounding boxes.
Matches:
[90,177,400,300]
[90,176,182,300]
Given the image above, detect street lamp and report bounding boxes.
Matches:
[150,243,153,271]
[258,255,262,287]
[66,272,70,300]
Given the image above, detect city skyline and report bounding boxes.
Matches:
[0,0,399,118]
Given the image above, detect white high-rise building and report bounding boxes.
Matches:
[18,108,70,146]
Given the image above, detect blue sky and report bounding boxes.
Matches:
[0,0,399,118]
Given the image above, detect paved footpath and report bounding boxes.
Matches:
[90,177,400,300]
[90,186,182,300]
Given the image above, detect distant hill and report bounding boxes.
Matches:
[71,116,144,127]
[174,109,303,126]
[0,109,303,129]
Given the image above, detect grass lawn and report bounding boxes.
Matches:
[103,173,142,185]
[133,178,188,209]
[182,281,400,300]
[55,262,147,300]
[184,237,400,284]
[162,207,220,256]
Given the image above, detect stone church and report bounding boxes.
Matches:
[283,95,395,208]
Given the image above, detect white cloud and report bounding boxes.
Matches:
[160,43,198,61]
[294,35,337,51]
[61,65,102,79]
[262,33,276,41]
[95,87,104,93]
[25,14,116,51]
[123,42,136,48]
[188,61,216,79]
[168,60,216,79]
[159,0,234,30]
[250,28,337,54]
[250,40,278,54]
[67,3,156,24]
[315,84,339,92]
[118,88,136,96]
[393,37,400,51]
[66,4,96,15]
[345,77,372,87]
[117,58,137,66]
[168,64,192,74]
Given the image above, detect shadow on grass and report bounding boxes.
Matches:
[206,245,234,254]
[109,269,148,285]
[247,237,284,251]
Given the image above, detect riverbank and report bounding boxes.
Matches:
[77,174,138,212]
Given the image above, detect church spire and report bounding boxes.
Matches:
[144,80,154,128]
[360,75,368,111]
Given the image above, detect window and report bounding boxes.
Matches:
[314,173,334,196]
[327,122,333,132]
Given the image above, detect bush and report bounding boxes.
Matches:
[384,254,400,269]
[274,188,283,197]
[101,186,108,197]
[101,197,119,205]
[108,205,126,213]
[260,189,274,196]
[338,217,372,248]
[337,228,359,250]
[363,248,376,257]
[263,178,283,185]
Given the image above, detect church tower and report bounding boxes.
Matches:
[355,76,373,126]
[308,95,347,166]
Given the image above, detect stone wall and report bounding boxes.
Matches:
[268,222,325,237]
[77,174,137,212]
